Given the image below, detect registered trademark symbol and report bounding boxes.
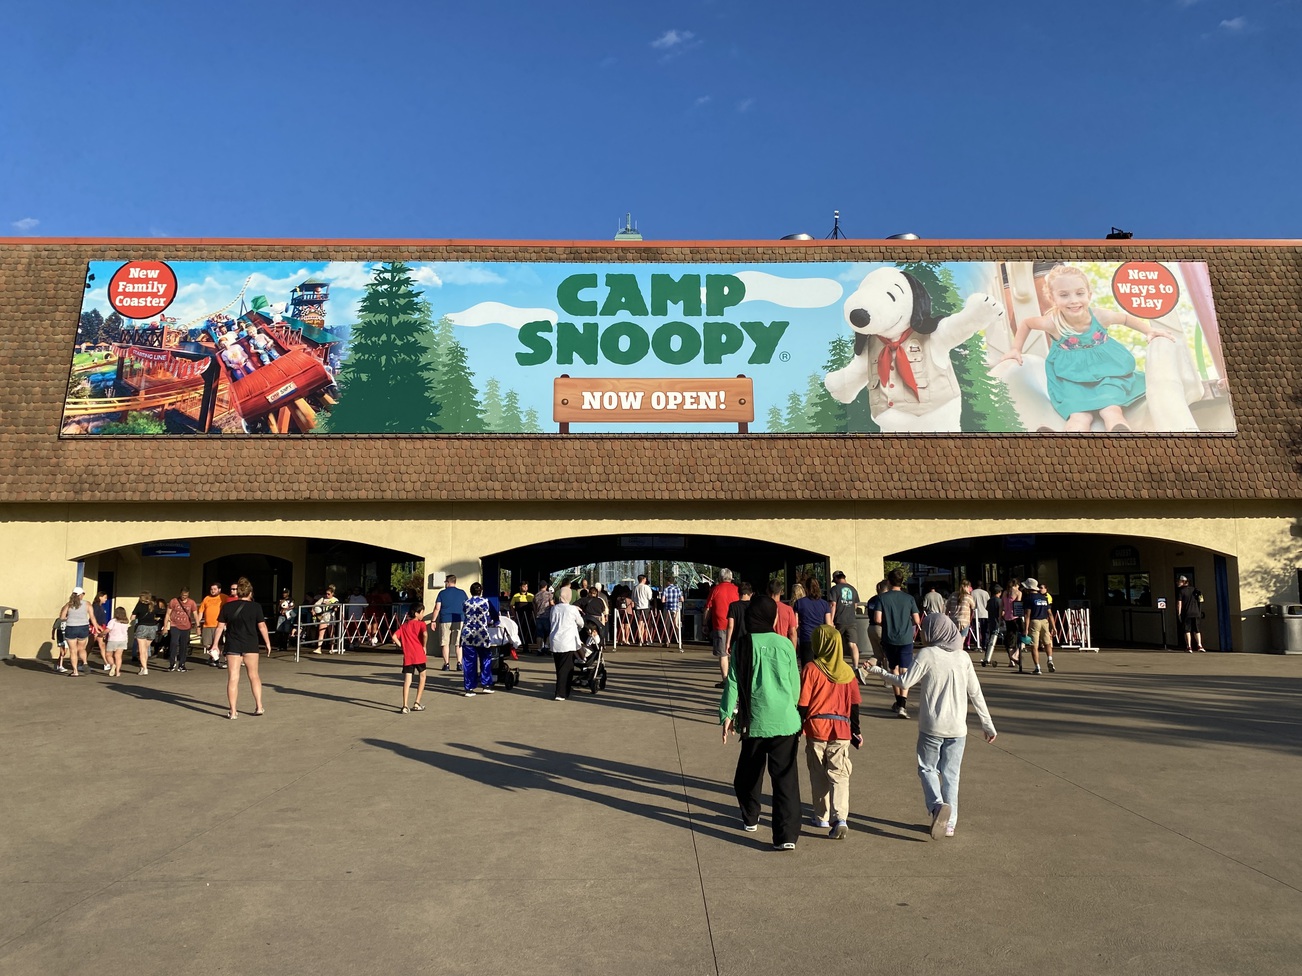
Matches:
[779,351,791,362]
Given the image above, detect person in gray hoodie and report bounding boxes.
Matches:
[868,613,996,839]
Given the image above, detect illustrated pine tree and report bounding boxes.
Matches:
[783,391,806,432]
[428,311,485,432]
[481,378,505,432]
[521,407,542,433]
[501,389,524,433]
[327,262,442,433]
[896,260,1024,433]
[765,405,786,433]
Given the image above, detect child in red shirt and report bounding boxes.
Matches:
[395,603,428,714]
[798,624,863,839]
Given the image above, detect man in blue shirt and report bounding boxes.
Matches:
[873,568,921,719]
[433,574,468,672]
[1021,577,1055,675]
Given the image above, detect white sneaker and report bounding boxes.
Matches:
[463,691,476,698]
[554,697,566,701]
[480,687,495,694]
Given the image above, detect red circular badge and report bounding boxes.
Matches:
[1110,262,1179,319]
[107,261,177,319]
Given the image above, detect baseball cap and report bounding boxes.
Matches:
[1177,574,1189,582]
[1022,577,1040,590]
[71,586,85,595]
[832,571,846,580]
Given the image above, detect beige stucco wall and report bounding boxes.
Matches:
[2,500,1297,657]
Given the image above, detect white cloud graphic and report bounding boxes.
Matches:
[447,302,558,330]
[735,271,842,308]
[1219,16,1247,30]
[11,217,39,233]
[410,263,507,288]
[316,261,376,290]
[411,266,442,288]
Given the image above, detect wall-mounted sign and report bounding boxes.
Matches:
[143,541,190,558]
[1111,545,1141,569]
[63,258,1237,436]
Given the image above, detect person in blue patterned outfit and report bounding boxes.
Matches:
[458,583,496,698]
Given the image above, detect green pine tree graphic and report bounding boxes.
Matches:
[328,262,442,433]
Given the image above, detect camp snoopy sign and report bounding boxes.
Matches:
[63,258,1237,436]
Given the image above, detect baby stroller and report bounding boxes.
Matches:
[487,616,522,690]
[570,623,608,695]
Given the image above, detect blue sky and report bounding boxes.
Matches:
[4,0,1301,241]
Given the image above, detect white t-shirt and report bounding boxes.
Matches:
[548,603,585,654]
[633,582,652,610]
[971,588,991,619]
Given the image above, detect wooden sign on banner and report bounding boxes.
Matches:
[553,375,754,432]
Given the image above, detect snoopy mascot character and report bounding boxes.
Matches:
[823,267,1007,432]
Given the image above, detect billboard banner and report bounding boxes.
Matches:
[63,258,1235,435]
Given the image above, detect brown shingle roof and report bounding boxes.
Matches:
[2,239,1300,502]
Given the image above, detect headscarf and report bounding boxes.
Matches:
[745,595,777,634]
[810,624,854,683]
[920,612,963,652]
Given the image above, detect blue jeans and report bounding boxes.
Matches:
[917,733,966,828]
[462,646,494,691]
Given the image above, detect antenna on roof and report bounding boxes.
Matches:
[825,210,847,240]
[614,212,643,242]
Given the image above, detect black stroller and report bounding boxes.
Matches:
[488,618,522,690]
[570,623,608,695]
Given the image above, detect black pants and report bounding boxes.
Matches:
[168,628,191,668]
[552,651,575,699]
[1003,618,1024,656]
[734,734,802,846]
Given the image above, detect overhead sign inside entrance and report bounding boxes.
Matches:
[63,258,1236,435]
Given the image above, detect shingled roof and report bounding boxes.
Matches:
[2,239,1299,503]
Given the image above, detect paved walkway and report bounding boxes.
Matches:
[1,647,1299,976]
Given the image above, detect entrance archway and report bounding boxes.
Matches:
[483,532,830,644]
[887,532,1236,650]
[485,532,829,595]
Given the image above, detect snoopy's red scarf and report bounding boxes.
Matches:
[877,329,919,396]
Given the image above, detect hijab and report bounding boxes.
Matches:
[920,612,963,652]
[745,595,777,634]
[810,624,854,683]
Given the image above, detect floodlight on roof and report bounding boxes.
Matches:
[886,233,920,240]
[780,233,814,240]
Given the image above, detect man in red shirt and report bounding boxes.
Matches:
[705,569,740,686]
[394,602,428,714]
[768,580,800,648]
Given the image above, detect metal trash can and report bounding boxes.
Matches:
[1266,604,1302,654]
[0,606,18,658]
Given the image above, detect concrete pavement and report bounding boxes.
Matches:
[1,646,1299,976]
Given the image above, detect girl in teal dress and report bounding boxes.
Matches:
[999,265,1174,431]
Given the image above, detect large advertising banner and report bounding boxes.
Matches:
[63,258,1235,435]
